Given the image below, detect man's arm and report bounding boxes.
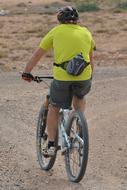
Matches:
[24,48,46,73]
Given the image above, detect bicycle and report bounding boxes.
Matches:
[33,75,89,183]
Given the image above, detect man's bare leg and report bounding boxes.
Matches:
[46,105,60,142]
[72,96,86,112]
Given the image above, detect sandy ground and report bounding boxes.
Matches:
[0,66,127,190]
[0,0,127,189]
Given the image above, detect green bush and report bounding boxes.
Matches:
[117,2,127,9]
[76,3,100,12]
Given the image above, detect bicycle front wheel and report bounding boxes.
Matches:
[65,110,89,182]
[36,105,57,170]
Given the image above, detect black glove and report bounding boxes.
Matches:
[22,72,34,82]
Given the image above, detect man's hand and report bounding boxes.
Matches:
[22,72,34,82]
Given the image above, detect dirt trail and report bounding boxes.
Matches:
[0,66,127,190]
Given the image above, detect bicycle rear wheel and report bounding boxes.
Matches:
[36,105,58,170]
[65,110,89,182]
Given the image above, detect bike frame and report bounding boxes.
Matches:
[58,110,71,152]
[60,109,84,146]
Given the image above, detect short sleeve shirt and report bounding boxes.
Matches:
[39,24,95,81]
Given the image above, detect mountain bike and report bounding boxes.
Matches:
[34,75,89,183]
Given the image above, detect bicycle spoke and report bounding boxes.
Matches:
[69,147,83,176]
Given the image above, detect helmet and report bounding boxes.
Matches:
[57,6,79,23]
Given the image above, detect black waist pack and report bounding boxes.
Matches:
[54,53,90,76]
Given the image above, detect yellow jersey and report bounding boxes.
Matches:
[39,24,95,81]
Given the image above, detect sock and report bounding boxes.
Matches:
[48,141,55,148]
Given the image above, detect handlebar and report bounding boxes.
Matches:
[20,71,53,83]
[33,75,53,83]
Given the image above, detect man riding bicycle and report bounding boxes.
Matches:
[22,6,96,156]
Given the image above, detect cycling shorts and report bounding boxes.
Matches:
[49,79,92,109]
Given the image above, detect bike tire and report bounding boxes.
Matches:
[65,110,89,182]
[36,105,58,170]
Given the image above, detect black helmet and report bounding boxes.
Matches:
[57,6,79,23]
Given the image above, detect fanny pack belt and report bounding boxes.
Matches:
[53,62,68,70]
[53,61,90,70]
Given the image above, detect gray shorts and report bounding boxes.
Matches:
[49,79,92,109]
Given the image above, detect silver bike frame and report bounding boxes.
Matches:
[58,109,71,152]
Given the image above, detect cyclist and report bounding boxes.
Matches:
[22,6,96,156]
